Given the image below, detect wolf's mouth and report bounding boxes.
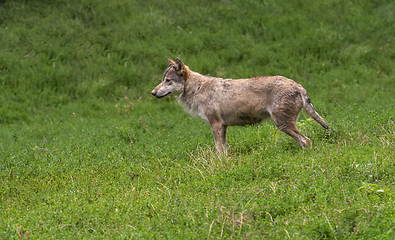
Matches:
[156,92,172,98]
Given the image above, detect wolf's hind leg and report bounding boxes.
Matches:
[210,122,227,154]
[271,115,312,149]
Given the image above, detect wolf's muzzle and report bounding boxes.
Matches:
[151,90,171,98]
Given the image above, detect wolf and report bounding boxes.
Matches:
[151,57,330,154]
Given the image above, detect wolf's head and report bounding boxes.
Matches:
[151,57,189,98]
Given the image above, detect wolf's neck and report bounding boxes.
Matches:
[178,71,200,103]
[176,70,213,122]
[179,71,212,99]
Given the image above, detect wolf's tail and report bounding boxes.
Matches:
[301,90,330,130]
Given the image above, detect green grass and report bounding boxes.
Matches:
[1,0,395,238]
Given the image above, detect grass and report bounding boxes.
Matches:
[1,0,395,238]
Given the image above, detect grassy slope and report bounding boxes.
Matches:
[1,0,395,238]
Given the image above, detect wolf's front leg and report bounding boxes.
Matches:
[210,122,227,154]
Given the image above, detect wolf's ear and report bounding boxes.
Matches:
[174,58,189,80]
[166,56,175,65]
[174,58,185,71]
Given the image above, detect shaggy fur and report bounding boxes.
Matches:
[152,57,329,154]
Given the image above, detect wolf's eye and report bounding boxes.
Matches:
[165,78,171,82]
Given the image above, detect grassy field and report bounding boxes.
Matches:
[1,0,395,238]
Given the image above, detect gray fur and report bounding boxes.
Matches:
[152,57,329,154]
